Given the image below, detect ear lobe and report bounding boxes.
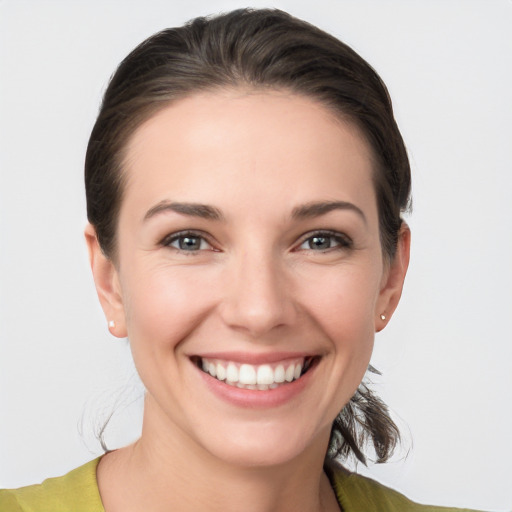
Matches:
[84,224,127,338]
[375,223,411,332]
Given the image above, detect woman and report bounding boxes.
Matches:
[0,8,484,512]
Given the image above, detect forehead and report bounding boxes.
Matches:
[121,89,377,222]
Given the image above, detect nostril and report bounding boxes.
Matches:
[219,295,297,338]
[217,260,296,336]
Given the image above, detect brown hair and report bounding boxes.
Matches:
[85,8,410,464]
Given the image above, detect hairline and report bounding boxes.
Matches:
[106,84,393,264]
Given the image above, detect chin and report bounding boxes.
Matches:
[207,441,309,469]
[195,420,328,469]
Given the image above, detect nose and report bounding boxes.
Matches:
[219,250,297,338]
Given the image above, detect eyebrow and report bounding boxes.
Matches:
[144,201,224,221]
[143,199,366,224]
[291,200,367,224]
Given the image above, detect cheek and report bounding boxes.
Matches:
[299,264,381,340]
[293,265,380,420]
[121,264,218,353]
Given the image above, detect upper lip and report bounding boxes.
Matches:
[189,351,319,365]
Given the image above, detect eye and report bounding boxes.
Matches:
[298,231,352,252]
[162,231,213,252]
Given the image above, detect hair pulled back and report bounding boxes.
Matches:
[85,8,411,464]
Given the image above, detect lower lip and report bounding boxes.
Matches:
[195,362,317,409]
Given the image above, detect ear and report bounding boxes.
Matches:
[84,223,127,338]
[375,223,411,332]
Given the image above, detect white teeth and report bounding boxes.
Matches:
[256,365,274,385]
[274,364,285,383]
[199,357,313,389]
[216,363,226,381]
[285,365,295,382]
[239,364,257,385]
[226,363,238,382]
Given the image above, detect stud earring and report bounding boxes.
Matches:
[380,314,386,321]
[108,320,116,329]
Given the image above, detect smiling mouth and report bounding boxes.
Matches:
[192,356,318,390]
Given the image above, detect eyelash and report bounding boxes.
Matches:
[296,230,353,252]
[160,229,352,254]
[160,230,215,254]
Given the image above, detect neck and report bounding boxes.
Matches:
[98,399,338,512]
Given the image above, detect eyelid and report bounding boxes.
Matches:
[158,229,352,253]
[160,229,217,251]
[294,229,353,251]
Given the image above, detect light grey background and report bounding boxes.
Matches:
[1,1,511,510]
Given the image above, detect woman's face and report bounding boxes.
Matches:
[89,90,408,467]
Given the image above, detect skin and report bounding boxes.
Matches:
[86,89,410,512]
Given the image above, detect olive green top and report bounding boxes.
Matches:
[0,459,103,512]
[0,458,482,511]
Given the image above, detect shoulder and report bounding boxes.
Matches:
[325,460,484,512]
[0,458,104,512]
